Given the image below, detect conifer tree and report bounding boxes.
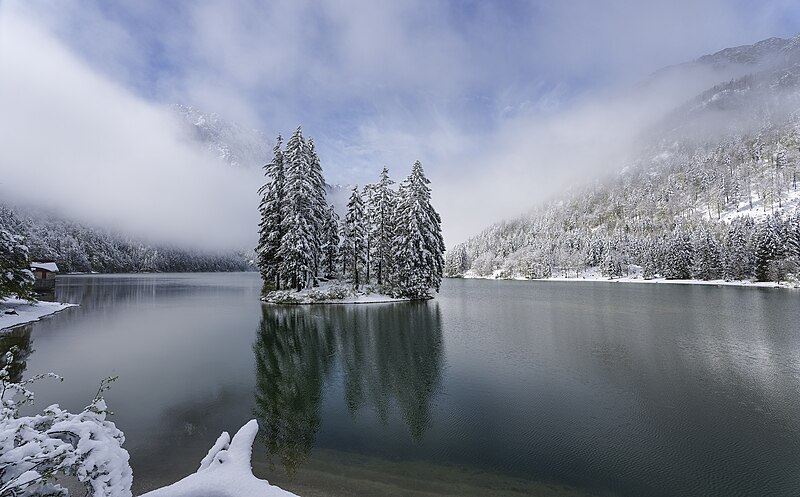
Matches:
[305,138,328,283]
[280,127,316,290]
[341,188,367,287]
[362,184,376,284]
[0,228,35,301]
[755,216,781,282]
[256,135,285,289]
[392,161,445,298]
[692,227,722,280]
[722,217,755,280]
[320,205,340,279]
[369,167,397,286]
[663,231,694,279]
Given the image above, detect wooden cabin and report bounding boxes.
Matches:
[31,260,59,292]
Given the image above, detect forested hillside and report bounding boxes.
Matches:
[446,36,800,284]
[0,106,264,274]
[0,206,251,273]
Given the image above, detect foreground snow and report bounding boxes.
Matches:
[462,266,800,289]
[0,298,77,331]
[141,420,298,497]
[262,280,410,304]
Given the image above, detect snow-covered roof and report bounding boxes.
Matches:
[31,261,59,273]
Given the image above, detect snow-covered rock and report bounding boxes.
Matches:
[140,420,299,497]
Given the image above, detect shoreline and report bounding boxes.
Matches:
[455,275,799,289]
[0,298,78,332]
[261,281,424,305]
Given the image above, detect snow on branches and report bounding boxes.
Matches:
[0,350,132,497]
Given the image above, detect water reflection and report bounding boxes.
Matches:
[0,325,34,383]
[254,302,443,476]
[254,306,335,476]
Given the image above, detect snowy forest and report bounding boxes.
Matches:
[0,205,251,274]
[445,39,800,285]
[446,116,800,283]
[256,127,445,299]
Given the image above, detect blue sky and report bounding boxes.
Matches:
[3,0,800,246]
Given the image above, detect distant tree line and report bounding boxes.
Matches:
[446,122,800,283]
[256,127,444,299]
[0,206,251,275]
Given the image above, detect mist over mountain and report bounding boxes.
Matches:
[0,103,358,274]
[446,34,800,283]
[173,104,272,169]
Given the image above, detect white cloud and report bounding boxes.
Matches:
[0,5,261,251]
[2,0,799,248]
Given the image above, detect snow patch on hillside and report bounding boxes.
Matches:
[702,188,800,224]
[0,298,77,331]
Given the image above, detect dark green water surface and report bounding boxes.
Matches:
[6,274,800,496]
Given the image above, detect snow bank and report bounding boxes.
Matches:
[262,280,410,304]
[0,298,77,331]
[460,267,799,289]
[141,420,299,497]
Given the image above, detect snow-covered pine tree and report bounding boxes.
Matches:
[320,205,340,279]
[340,188,367,287]
[692,226,722,280]
[305,138,328,284]
[369,167,397,286]
[787,212,800,278]
[362,183,376,284]
[722,217,755,280]
[392,161,445,298]
[754,216,781,282]
[256,135,286,289]
[443,244,469,277]
[0,228,35,301]
[663,231,694,279]
[280,127,317,290]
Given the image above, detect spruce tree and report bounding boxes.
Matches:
[370,167,397,286]
[0,228,35,301]
[392,161,445,298]
[341,188,367,287]
[692,227,722,280]
[256,135,285,289]
[280,127,316,290]
[722,217,755,280]
[305,138,328,283]
[663,231,693,279]
[755,216,781,282]
[320,205,340,279]
[362,183,376,284]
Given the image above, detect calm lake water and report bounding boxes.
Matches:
[4,273,800,496]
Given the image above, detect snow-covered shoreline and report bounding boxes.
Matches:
[458,267,799,289]
[261,281,413,304]
[0,298,77,331]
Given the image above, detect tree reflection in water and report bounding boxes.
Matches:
[0,325,34,383]
[253,302,443,476]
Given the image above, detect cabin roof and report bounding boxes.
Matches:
[31,261,59,273]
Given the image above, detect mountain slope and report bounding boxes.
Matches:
[446,34,800,284]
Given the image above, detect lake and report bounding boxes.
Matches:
[4,273,800,496]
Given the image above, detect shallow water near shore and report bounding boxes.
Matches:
[8,273,800,496]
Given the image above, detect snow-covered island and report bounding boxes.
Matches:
[256,129,445,304]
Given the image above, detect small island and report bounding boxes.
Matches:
[256,128,445,304]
